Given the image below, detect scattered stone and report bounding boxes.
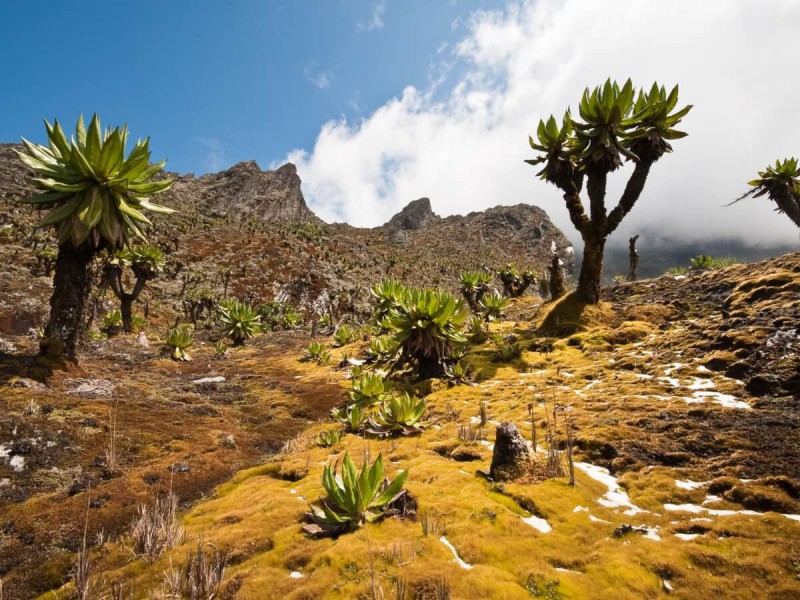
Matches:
[9,377,46,390]
[745,373,782,396]
[192,376,226,385]
[490,423,531,481]
[170,462,191,473]
[66,378,115,399]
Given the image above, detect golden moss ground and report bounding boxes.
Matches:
[45,298,800,599]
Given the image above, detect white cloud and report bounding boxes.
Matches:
[194,137,226,172]
[289,0,800,248]
[356,1,386,32]
[304,64,334,90]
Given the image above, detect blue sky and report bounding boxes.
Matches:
[0,0,502,174]
[2,0,798,246]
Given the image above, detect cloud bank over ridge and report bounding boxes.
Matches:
[287,0,800,248]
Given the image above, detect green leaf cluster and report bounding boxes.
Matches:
[527,79,691,181]
[219,300,261,346]
[305,452,408,536]
[303,341,330,364]
[164,326,192,362]
[15,114,174,249]
[332,324,359,347]
[381,287,468,377]
[367,392,429,437]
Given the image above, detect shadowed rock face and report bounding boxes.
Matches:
[490,422,531,481]
[158,160,320,224]
[383,197,440,231]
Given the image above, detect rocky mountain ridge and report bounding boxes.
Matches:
[0,143,573,334]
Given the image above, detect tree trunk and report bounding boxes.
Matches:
[771,187,800,230]
[120,295,134,333]
[627,235,640,282]
[42,243,95,361]
[577,232,606,304]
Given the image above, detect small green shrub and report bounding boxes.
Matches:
[382,287,468,378]
[315,429,344,448]
[349,372,393,407]
[459,270,492,311]
[367,393,429,437]
[303,452,409,537]
[332,324,359,347]
[164,326,192,361]
[332,405,366,433]
[101,310,123,337]
[219,301,261,346]
[479,291,510,322]
[304,341,331,364]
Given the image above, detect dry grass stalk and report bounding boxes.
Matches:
[75,500,100,600]
[419,511,446,537]
[130,492,184,561]
[457,423,483,443]
[105,401,120,473]
[157,543,227,600]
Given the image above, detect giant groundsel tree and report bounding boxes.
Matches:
[15,115,174,360]
[733,158,800,230]
[526,80,691,303]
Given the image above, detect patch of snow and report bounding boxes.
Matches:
[573,506,589,513]
[696,365,710,373]
[687,378,716,391]
[521,515,552,533]
[663,363,687,375]
[289,571,304,579]
[480,440,494,451]
[642,526,661,541]
[9,456,25,472]
[663,580,674,592]
[691,391,750,410]
[634,373,653,380]
[675,480,707,490]
[290,489,297,494]
[575,462,646,515]
[664,501,797,521]
[347,358,366,366]
[0,444,10,459]
[554,567,581,574]
[675,533,700,541]
[440,536,473,570]
[589,515,611,524]
[659,376,681,387]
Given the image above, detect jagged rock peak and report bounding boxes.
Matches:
[164,159,319,224]
[384,197,440,231]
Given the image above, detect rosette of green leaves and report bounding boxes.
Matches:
[331,404,367,433]
[304,341,331,364]
[382,288,468,374]
[371,278,408,325]
[349,372,393,407]
[332,324,359,347]
[479,291,510,322]
[164,326,192,361]
[732,158,800,228]
[304,452,409,536]
[219,300,261,346]
[14,114,174,249]
[367,392,429,437]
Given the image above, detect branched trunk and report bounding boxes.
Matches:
[577,230,606,304]
[42,243,96,361]
[107,265,148,333]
